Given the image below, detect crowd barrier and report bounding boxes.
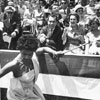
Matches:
[0,50,100,100]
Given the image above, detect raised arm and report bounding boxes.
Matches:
[0,60,17,78]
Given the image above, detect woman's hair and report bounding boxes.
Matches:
[17,34,39,51]
[68,13,80,23]
[88,17,100,26]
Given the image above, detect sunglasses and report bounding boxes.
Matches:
[76,9,83,12]
[7,12,13,14]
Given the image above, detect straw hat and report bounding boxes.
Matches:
[5,6,15,12]
[74,4,84,12]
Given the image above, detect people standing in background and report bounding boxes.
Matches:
[94,3,100,19]
[75,0,89,6]
[38,14,63,51]
[85,0,96,16]
[3,5,22,50]
[62,13,85,54]
[74,4,89,26]
[59,0,70,27]
[85,17,100,55]
[0,0,8,12]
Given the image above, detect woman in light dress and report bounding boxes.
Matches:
[0,34,58,100]
[62,13,85,54]
[85,17,100,55]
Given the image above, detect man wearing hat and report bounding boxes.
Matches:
[85,0,96,16]
[38,14,63,51]
[74,4,86,23]
[94,3,100,30]
[3,6,21,50]
[95,3,100,18]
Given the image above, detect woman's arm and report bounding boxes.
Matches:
[84,36,90,54]
[36,47,64,58]
[0,60,17,78]
[36,47,57,55]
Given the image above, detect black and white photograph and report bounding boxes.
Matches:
[0,0,100,100]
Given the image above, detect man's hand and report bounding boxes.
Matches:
[40,36,46,43]
[11,31,16,38]
[39,34,46,43]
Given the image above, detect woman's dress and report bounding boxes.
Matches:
[86,31,100,54]
[7,53,45,100]
[62,25,85,54]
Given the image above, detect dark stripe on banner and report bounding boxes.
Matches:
[38,54,100,79]
[44,94,91,100]
[0,88,91,100]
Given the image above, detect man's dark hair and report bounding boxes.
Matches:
[48,13,57,21]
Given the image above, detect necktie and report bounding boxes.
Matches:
[47,28,53,38]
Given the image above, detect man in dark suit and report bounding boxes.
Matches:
[3,6,22,50]
[38,14,63,51]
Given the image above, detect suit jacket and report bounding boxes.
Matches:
[3,11,21,36]
[40,25,63,50]
[3,11,22,49]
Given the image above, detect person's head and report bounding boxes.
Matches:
[22,19,34,32]
[74,4,84,15]
[69,13,79,26]
[8,1,14,7]
[48,14,57,28]
[17,34,39,60]
[89,0,95,7]
[4,6,15,18]
[39,0,46,6]
[52,4,59,12]
[24,0,30,8]
[60,0,68,9]
[88,17,100,31]
[43,9,51,18]
[95,4,100,17]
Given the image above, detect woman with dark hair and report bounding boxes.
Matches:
[62,13,86,54]
[0,34,59,100]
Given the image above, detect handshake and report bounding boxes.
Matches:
[38,34,49,43]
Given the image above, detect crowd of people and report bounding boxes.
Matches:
[1,0,100,100]
[0,0,100,55]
